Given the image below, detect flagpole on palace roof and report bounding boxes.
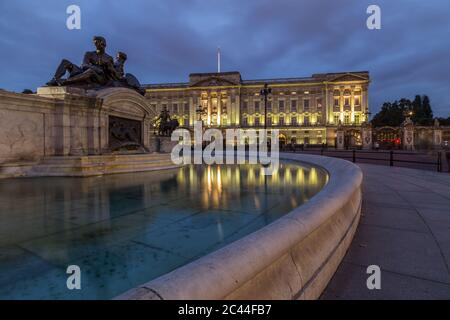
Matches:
[217,47,221,73]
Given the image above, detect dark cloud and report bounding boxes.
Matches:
[0,0,449,116]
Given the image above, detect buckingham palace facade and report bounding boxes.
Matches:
[144,71,370,147]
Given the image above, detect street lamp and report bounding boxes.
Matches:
[260,83,272,131]
[259,84,272,195]
[403,109,414,120]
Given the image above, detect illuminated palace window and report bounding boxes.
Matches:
[173,103,178,113]
[254,101,260,113]
[242,101,248,112]
[344,89,351,111]
[267,101,272,112]
[355,114,360,124]
[184,103,189,113]
[344,114,350,125]
[291,117,297,125]
[267,116,272,126]
[242,117,248,126]
[334,114,340,124]
[344,98,350,107]
[333,98,340,111]
[304,116,310,125]
[291,100,297,112]
[279,116,285,125]
[317,114,322,124]
[279,100,285,112]
[255,116,260,126]
[303,99,310,112]
[354,95,362,111]
[221,99,227,112]
[317,98,323,111]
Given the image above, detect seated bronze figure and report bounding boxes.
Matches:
[46,36,144,95]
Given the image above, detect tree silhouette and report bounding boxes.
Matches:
[372,95,434,127]
[371,101,407,127]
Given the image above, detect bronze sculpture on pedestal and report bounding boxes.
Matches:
[156,106,179,136]
[46,36,144,95]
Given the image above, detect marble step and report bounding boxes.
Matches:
[28,153,181,177]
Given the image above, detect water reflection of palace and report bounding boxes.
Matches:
[175,164,329,211]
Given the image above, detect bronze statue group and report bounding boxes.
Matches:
[47,36,144,95]
[47,35,179,136]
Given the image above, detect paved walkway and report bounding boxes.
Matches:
[321,163,450,299]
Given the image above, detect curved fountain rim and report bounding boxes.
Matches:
[116,152,363,300]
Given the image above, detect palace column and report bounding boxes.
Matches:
[217,92,221,126]
[234,91,241,126]
[207,93,211,126]
[226,94,232,127]
[326,86,333,124]
[189,95,195,127]
[362,85,369,122]
[324,84,329,124]
[351,88,355,123]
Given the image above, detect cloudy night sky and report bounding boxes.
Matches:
[0,0,449,116]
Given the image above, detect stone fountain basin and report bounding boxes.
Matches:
[117,153,363,300]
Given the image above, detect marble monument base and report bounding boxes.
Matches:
[0,153,180,178]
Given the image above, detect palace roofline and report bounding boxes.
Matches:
[142,71,370,89]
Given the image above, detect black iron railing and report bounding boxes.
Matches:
[281,146,443,172]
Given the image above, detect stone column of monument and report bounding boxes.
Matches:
[402,119,415,151]
[69,110,82,156]
[99,110,110,154]
[56,100,71,156]
[143,115,150,150]
[37,86,98,156]
[362,122,373,150]
[87,105,101,155]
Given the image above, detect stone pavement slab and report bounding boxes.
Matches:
[321,163,450,300]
